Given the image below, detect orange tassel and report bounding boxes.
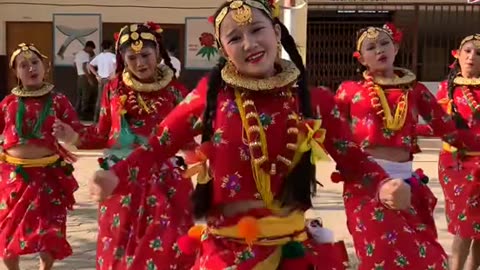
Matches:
[237,216,260,246]
[188,225,205,240]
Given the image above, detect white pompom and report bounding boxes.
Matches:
[306,219,335,244]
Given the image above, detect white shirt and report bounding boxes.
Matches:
[90,52,116,78]
[161,56,181,78]
[74,50,90,76]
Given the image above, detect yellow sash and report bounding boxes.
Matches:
[0,153,60,167]
[210,210,308,246]
[442,100,480,156]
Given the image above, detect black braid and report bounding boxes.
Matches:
[447,62,469,129]
[275,19,316,209]
[154,32,177,78]
[190,57,227,219]
[276,19,312,118]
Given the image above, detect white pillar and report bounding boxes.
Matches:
[0,21,6,56]
[280,0,308,64]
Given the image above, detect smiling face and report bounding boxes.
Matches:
[123,46,159,82]
[358,31,398,75]
[458,41,480,78]
[15,51,45,89]
[219,7,281,78]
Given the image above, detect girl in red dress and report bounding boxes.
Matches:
[88,2,412,269]
[54,23,195,270]
[417,34,480,270]
[335,24,480,270]
[0,43,81,270]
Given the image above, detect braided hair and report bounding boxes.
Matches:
[447,61,469,129]
[192,1,316,218]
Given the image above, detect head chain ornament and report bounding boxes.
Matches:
[353,23,403,57]
[114,22,163,54]
[459,34,480,51]
[213,0,281,45]
[9,43,47,68]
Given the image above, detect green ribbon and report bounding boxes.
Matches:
[15,95,53,141]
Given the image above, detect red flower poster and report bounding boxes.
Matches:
[185,17,220,69]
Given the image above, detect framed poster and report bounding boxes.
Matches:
[53,13,102,66]
[184,17,220,70]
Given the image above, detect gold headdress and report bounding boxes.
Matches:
[353,23,403,58]
[9,43,47,68]
[459,34,480,50]
[356,27,393,52]
[214,0,281,43]
[115,23,162,54]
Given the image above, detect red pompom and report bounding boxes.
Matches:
[331,172,344,183]
[352,51,361,59]
[279,257,311,270]
[177,235,201,255]
[199,142,213,158]
[473,168,480,181]
[208,16,215,24]
[113,32,120,42]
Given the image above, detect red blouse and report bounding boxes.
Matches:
[335,80,480,154]
[417,81,480,147]
[77,77,189,149]
[111,77,389,206]
[0,92,82,152]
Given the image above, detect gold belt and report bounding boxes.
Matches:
[0,153,60,167]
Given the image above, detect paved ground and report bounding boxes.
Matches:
[6,140,454,270]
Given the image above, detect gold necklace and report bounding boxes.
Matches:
[363,67,416,86]
[122,65,174,93]
[454,76,480,86]
[11,83,54,97]
[221,59,300,91]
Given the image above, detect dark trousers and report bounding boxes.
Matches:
[75,75,96,120]
[94,78,109,122]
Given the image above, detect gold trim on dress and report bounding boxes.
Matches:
[454,76,480,86]
[221,59,300,91]
[11,83,54,97]
[363,67,416,86]
[122,65,174,92]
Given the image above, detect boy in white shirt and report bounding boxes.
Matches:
[74,41,96,119]
[89,40,116,122]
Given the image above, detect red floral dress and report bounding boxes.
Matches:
[419,80,480,239]
[334,72,480,269]
[0,90,81,260]
[110,61,393,269]
[76,74,196,270]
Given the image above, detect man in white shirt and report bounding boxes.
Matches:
[160,45,181,78]
[74,40,96,119]
[89,40,116,122]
